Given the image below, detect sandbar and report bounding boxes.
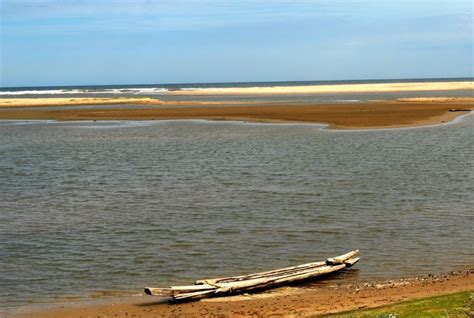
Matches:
[169,81,473,95]
[0,97,163,108]
[0,98,472,129]
[12,270,474,318]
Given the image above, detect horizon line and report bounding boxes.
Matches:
[1,76,473,90]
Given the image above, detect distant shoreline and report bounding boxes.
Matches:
[167,81,473,95]
[0,79,472,97]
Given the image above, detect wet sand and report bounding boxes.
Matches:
[0,98,472,129]
[168,81,473,95]
[13,271,474,318]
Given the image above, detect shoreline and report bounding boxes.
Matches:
[11,270,474,318]
[167,81,473,95]
[0,98,472,129]
[1,81,472,99]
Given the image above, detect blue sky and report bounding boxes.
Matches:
[0,0,472,87]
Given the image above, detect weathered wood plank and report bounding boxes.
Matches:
[326,250,359,265]
[344,257,360,266]
[144,284,215,296]
[196,250,359,285]
[196,261,327,285]
[173,264,347,301]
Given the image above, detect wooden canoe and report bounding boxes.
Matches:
[144,250,359,302]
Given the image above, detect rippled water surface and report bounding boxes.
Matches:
[1,117,473,312]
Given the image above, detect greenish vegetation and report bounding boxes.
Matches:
[325,291,473,318]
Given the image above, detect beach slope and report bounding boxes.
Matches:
[13,271,473,318]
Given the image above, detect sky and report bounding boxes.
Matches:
[0,0,472,87]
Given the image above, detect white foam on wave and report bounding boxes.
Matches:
[110,88,169,94]
[0,87,170,96]
[0,89,85,95]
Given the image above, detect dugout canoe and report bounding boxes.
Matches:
[144,249,359,302]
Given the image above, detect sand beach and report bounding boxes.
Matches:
[168,81,473,95]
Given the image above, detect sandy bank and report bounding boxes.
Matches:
[13,270,474,318]
[169,81,473,95]
[0,99,472,129]
[0,97,163,108]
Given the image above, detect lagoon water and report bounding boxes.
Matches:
[1,116,473,312]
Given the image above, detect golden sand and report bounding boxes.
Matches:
[168,81,473,95]
[0,97,162,108]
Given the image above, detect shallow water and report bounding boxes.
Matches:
[1,116,473,312]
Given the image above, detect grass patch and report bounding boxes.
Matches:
[326,291,473,318]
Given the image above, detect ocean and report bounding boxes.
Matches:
[1,114,473,314]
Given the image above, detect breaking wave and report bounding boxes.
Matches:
[0,87,171,96]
